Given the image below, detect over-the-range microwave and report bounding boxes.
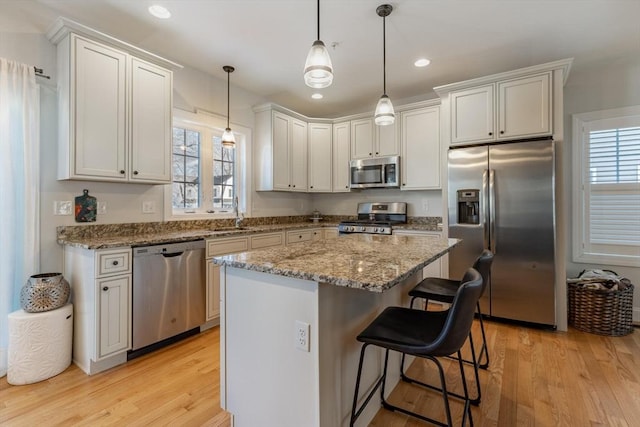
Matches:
[350,156,400,189]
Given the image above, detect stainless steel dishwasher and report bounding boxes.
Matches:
[131,239,205,353]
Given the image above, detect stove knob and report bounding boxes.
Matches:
[348,226,355,232]
[374,228,380,233]
[359,226,366,232]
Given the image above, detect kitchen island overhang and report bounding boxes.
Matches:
[213,234,460,427]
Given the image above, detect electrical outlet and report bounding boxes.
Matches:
[295,320,310,352]
[142,201,156,214]
[97,202,107,215]
[422,200,429,213]
[54,201,72,216]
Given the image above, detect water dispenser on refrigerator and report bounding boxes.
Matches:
[457,189,479,225]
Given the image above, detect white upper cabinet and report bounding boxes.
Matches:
[450,84,494,145]
[255,108,308,192]
[436,60,573,147]
[497,73,551,140]
[129,58,172,182]
[332,121,351,192]
[401,106,441,190]
[449,73,550,145]
[64,36,128,180]
[49,20,176,184]
[350,117,399,160]
[308,123,332,192]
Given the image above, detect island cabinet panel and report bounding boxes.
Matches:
[63,246,132,375]
[54,33,173,183]
[220,266,420,427]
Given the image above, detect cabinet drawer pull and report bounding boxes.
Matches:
[488,132,493,136]
[133,170,139,175]
[120,170,125,174]
[102,286,109,291]
[112,260,119,266]
[375,152,379,155]
[369,152,372,156]
[500,130,504,134]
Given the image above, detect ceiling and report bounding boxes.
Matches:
[3,0,640,118]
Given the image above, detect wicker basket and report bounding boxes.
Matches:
[567,282,634,336]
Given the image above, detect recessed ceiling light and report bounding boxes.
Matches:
[148,5,171,19]
[311,93,323,99]
[414,58,431,67]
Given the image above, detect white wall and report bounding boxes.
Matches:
[312,189,443,218]
[563,56,640,322]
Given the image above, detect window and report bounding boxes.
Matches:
[168,109,247,217]
[573,106,640,267]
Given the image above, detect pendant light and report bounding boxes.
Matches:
[304,0,333,88]
[374,4,395,126]
[221,65,236,148]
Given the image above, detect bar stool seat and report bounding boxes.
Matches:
[350,268,483,427]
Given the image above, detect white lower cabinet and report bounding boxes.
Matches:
[64,246,132,375]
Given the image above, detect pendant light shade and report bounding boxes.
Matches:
[222,65,236,148]
[304,0,333,88]
[374,4,395,126]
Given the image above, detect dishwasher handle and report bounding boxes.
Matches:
[162,251,184,258]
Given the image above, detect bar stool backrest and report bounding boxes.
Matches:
[421,268,483,357]
[473,249,494,296]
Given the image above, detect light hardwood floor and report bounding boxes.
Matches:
[1,321,639,426]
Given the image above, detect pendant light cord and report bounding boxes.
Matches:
[226,70,230,129]
[316,0,320,40]
[382,13,387,96]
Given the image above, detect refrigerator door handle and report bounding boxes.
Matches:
[482,169,490,249]
[489,169,496,253]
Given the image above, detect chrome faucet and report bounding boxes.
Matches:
[234,195,244,228]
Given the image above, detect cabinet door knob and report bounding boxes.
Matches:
[102,286,109,291]
[403,183,406,186]
[375,152,379,155]
[500,130,505,134]
[288,184,291,187]
[120,170,125,174]
[345,185,348,188]
[369,152,372,156]
[292,185,295,188]
[112,260,119,266]
[310,186,313,189]
[133,170,139,175]
[488,132,493,136]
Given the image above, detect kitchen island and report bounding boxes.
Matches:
[212,233,459,427]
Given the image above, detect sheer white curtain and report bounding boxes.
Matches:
[0,58,40,377]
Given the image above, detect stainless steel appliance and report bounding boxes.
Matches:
[350,156,400,189]
[338,202,407,234]
[131,240,206,353]
[448,138,556,326]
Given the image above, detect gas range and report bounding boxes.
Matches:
[338,202,407,235]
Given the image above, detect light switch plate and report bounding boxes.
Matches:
[97,202,107,215]
[142,201,156,214]
[54,201,72,216]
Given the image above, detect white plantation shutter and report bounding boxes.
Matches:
[573,107,640,267]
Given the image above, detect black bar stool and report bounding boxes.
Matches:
[350,268,483,427]
[410,250,493,369]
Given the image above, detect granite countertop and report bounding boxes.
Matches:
[57,216,443,249]
[58,222,341,250]
[212,234,459,293]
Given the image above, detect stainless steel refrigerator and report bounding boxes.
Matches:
[448,138,556,326]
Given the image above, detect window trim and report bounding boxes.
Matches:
[165,108,252,220]
[572,105,640,267]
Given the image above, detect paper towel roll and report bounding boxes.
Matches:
[7,303,73,385]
